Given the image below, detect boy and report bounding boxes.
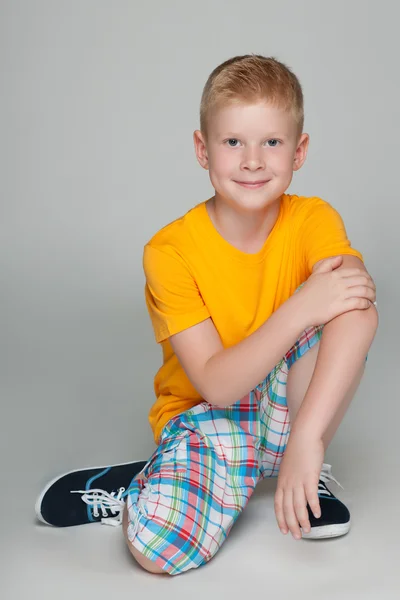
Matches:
[36,55,378,576]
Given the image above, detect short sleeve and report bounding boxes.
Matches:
[143,244,210,343]
[300,199,363,273]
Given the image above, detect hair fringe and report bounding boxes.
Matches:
[200,54,304,141]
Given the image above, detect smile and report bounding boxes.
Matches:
[234,180,269,189]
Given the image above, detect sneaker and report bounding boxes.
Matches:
[35,459,147,527]
[302,463,351,539]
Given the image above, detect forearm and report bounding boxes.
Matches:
[290,305,378,440]
[204,294,306,407]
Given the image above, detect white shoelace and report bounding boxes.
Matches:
[318,463,344,496]
[70,487,126,527]
[70,465,342,527]
[70,481,153,528]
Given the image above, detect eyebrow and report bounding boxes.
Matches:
[217,132,288,139]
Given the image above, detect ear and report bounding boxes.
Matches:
[293,133,309,172]
[193,130,209,170]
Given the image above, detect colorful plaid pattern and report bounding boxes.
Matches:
[126,325,323,575]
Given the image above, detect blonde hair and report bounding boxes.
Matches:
[200,54,304,142]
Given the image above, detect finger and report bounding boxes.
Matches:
[293,486,311,534]
[283,489,302,540]
[274,487,288,534]
[336,267,367,278]
[343,275,376,289]
[340,268,372,278]
[314,256,343,273]
[343,297,373,311]
[345,285,376,302]
[342,275,375,290]
[305,481,321,520]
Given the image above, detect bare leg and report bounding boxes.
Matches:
[286,341,365,450]
[122,503,168,575]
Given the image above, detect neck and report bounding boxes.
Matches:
[206,194,282,254]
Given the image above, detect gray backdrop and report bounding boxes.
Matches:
[1,0,399,597]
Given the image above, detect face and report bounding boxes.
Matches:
[194,101,309,212]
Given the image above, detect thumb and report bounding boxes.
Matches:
[314,255,343,273]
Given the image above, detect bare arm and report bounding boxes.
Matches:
[170,256,376,407]
[170,293,307,407]
[290,255,378,441]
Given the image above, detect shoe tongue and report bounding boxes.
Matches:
[318,480,333,497]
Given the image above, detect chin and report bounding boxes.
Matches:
[235,189,281,207]
[230,196,276,213]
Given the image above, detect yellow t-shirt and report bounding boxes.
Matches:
[143,194,363,443]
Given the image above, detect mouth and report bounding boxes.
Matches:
[234,180,270,189]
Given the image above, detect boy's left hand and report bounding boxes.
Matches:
[274,432,324,539]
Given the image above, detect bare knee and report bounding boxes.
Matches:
[122,503,168,575]
[129,543,167,575]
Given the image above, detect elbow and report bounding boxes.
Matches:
[200,358,233,408]
[200,377,234,408]
[202,389,233,408]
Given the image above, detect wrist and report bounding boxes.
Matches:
[289,418,324,444]
[286,289,310,332]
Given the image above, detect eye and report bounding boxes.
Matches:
[266,139,280,147]
[226,138,241,147]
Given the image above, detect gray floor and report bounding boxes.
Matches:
[5,454,400,599]
[3,331,400,599]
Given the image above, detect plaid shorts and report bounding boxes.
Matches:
[125,324,323,575]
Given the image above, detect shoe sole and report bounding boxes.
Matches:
[35,459,146,526]
[302,520,351,539]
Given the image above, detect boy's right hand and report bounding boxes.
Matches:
[297,255,376,327]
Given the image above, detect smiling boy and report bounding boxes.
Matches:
[35,54,377,576]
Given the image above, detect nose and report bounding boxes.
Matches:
[240,146,265,171]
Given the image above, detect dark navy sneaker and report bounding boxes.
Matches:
[302,463,351,539]
[35,459,147,527]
